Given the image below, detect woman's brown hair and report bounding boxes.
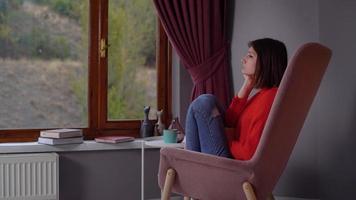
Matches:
[248,38,288,88]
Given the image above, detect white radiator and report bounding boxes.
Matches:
[0,153,58,200]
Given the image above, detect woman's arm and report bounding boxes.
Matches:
[229,89,277,160]
[229,121,264,160]
[225,75,255,127]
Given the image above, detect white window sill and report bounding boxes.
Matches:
[0,137,162,154]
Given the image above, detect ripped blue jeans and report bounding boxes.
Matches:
[185,94,232,158]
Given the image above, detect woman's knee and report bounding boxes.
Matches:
[191,94,218,112]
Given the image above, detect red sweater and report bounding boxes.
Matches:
[225,87,277,160]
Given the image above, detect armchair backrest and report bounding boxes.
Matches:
[250,43,332,197]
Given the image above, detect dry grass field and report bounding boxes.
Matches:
[0,59,85,129]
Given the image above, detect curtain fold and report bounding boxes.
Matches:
[153,0,232,107]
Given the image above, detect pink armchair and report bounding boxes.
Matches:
[158,43,332,200]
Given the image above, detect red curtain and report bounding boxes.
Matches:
[153,0,232,107]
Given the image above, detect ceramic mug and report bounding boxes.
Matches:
[163,129,177,143]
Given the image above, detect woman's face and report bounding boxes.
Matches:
[241,47,257,76]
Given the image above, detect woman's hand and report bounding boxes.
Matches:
[243,74,255,88]
[237,74,255,99]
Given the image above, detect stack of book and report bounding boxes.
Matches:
[38,129,83,145]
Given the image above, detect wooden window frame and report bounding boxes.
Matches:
[0,0,172,142]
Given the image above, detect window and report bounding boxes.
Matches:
[0,0,171,142]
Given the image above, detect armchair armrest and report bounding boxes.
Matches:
[160,147,253,172]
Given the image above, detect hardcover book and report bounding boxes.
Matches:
[95,136,135,144]
[40,129,83,138]
[38,136,83,145]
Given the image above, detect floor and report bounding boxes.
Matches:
[148,197,319,200]
[276,197,319,200]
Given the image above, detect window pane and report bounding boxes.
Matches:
[108,0,157,120]
[0,0,88,129]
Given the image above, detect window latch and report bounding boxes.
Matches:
[100,38,110,58]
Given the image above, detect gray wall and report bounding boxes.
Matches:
[59,149,161,200]
[172,50,193,127]
[174,0,356,199]
[318,0,356,199]
[172,53,193,126]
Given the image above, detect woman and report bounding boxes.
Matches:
[185,38,288,160]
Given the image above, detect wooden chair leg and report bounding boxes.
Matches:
[161,168,176,200]
[267,194,275,200]
[243,182,257,200]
